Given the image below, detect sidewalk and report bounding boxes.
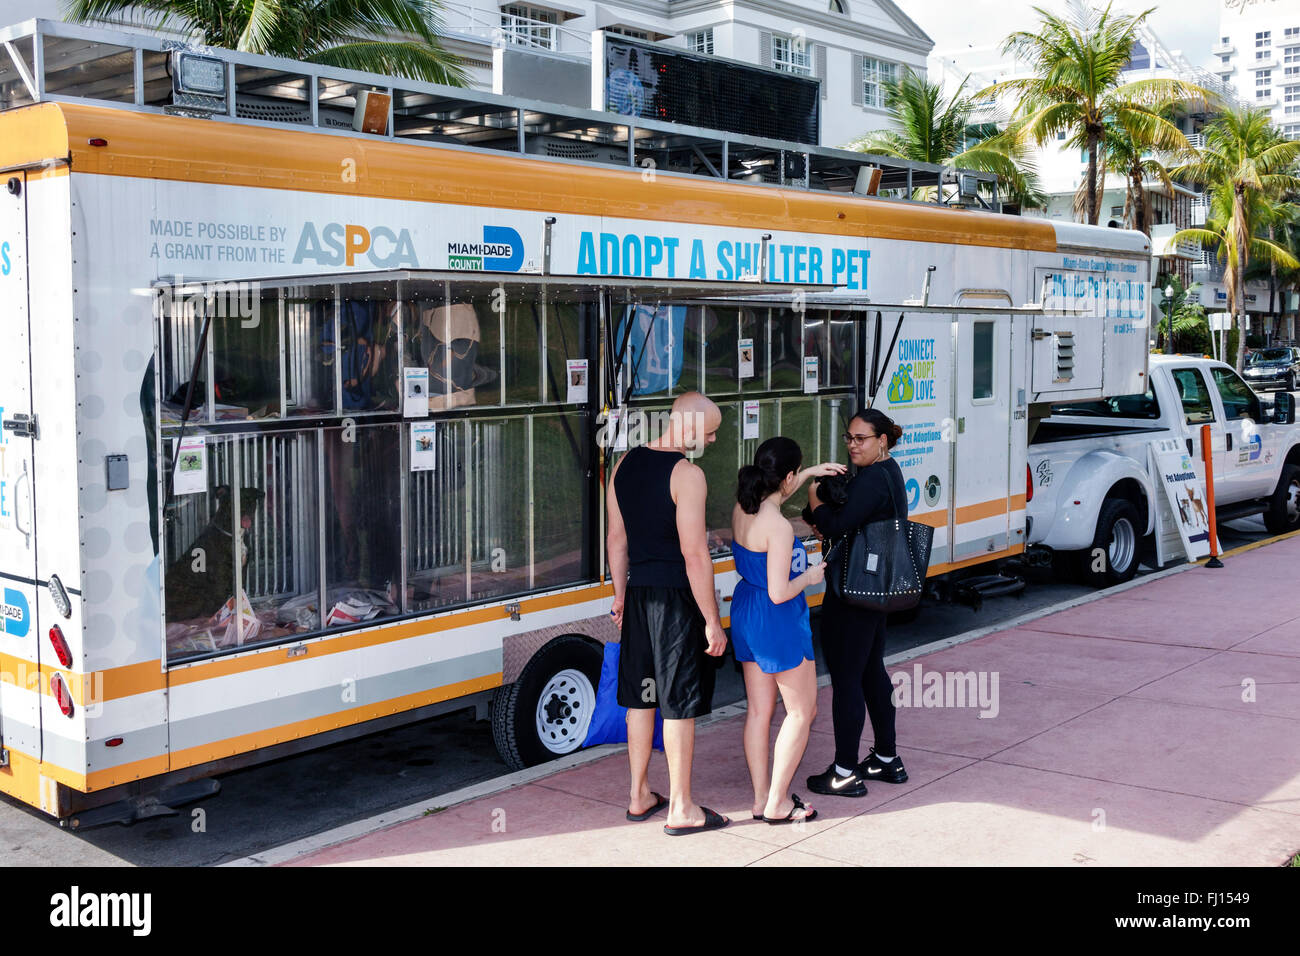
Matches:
[275,536,1300,867]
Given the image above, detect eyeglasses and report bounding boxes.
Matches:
[842,432,878,446]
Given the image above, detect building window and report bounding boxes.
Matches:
[1287,65,1300,77]
[1221,54,1231,64]
[1256,31,1271,45]
[688,29,714,55]
[502,4,558,50]
[1282,123,1300,140]
[1257,49,1271,60]
[861,57,899,108]
[1286,86,1300,103]
[1286,27,1299,38]
[1258,88,1272,98]
[606,25,650,40]
[772,34,812,75]
[1258,70,1271,84]
[1285,46,1300,64]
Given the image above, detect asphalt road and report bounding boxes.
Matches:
[0,510,1278,867]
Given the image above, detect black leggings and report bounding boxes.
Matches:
[819,597,895,768]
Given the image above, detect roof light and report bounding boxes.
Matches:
[174,52,226,96]
[170,50,228,113]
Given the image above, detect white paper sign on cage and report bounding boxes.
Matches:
[567,359,589,404]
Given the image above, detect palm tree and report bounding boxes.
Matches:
[65,0,468,86]
[848,68,1046,209]
[1073,108,1190,236]
[1173,108,1300,369]
[979,3,1213,226]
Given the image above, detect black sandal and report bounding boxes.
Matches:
[663,807,729,836]
[763,793,817,825]
[626,792,668,822]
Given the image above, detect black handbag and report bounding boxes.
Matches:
[824,464,933,613]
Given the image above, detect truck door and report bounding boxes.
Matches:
[1207,365,1274,499]
[952,313,1012,561]
[1167,365,1225,493]
[0,172,41,762]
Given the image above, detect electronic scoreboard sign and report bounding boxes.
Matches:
[595,34,821,146]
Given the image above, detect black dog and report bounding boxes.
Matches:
[166,485,264,623]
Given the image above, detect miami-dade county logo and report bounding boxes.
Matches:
[448,226,523,272]
[3,587,29,637]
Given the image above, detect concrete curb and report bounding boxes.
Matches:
[222,536,1267,867]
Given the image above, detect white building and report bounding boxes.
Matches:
[2,0,933,149]
[1209,0,1300,139]
[929,18,1292,336]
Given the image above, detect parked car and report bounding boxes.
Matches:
[1027,355,1300,587]
[1243,347,1300,392]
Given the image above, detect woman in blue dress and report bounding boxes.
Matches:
[731,437,846,824]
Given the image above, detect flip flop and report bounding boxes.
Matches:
[763,794,817,825]
[625,792,668,822]
[663,807,729,836]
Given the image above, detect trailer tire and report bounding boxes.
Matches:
[491,635,603,772]
[1076,498,1142,588]
[1263,465,1300,534]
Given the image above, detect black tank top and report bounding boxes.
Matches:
[614,445,690,588]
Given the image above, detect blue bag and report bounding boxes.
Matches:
[582,641,664,750]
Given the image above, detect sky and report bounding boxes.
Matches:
[893,0,1221,73]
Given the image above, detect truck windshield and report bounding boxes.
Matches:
[1050,385,1160,420]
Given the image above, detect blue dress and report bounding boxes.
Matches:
[730,539,815,674]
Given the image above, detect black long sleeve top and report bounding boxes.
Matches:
[806,457,907,539]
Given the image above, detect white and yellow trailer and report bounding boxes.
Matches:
[0,19,1150,823]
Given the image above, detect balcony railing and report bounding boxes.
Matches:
[438,1,592,55]
[1211,40,1235,55]
[1151,223,1200,260]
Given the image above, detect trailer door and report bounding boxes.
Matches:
[0,172,42,761]
[953,313,1012,561]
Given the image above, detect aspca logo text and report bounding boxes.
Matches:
[293,222,418,268]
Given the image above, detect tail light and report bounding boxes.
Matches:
[1026,463,1033,503]
[50,673,74,717]
[48,624,72,668]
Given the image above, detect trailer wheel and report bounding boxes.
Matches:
[491,635,603,772]
[1263,465,1300,534]
[1076,498,1142,588]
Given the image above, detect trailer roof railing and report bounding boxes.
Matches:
[0,17,1000,209]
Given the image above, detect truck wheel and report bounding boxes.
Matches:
[1077,498,1142,588]
[1263,465,1300,534]
[491,635,603,772]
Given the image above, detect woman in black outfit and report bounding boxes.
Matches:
[804,408,909,797]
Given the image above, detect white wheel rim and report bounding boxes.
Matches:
[534,668,596,755]
[1109,517,1135,573]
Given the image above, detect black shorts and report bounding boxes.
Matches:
[617,586,714,720]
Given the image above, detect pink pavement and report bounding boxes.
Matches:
[282,536,1300,867]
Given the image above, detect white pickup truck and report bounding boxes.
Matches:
[1026,354,1300,587]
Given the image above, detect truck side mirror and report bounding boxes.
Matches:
[1275,392,1295,425]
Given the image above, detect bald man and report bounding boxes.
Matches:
[607,392,730,834]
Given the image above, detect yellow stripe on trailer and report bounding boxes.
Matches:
[2,103,1060,254]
